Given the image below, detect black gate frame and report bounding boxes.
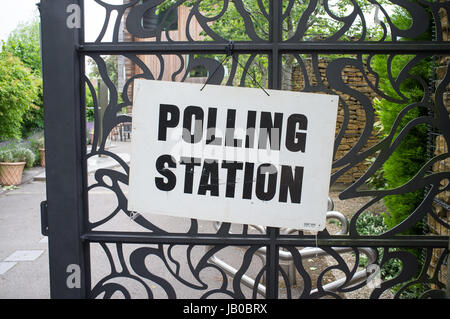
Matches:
[40,0,450,299]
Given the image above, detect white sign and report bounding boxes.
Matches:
[128,80,338,231]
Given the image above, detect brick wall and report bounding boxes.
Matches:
[427,3,449,289]
[430,133,450,238]
[292,60,380,184]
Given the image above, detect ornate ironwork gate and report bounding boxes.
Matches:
[40,0,449,299]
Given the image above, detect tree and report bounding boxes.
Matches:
[371,5,432,234]
[2,19,44,137]
[3,19,41,74]
[155,0,381,90]
[0,51,40,140]
[88,55,119,88]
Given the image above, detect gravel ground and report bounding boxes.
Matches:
[277,190,393,299]
[329,189,387,219]
[320,190,393,299]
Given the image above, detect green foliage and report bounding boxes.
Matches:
[88,56,119,88]
[356,212,402,281]
[0,51,40,141]
[395,283,426,299]
[356,211,388,236]
[0,143,35,168]
[2,185,19,191]
[370,6,431,235]
[0,150,13,163]
[2,19,44,137]
[20,85,44,137]
[84,84,125,122]
[371,60,429,234]
[85,86,95,122]
[27,136,44,167]
[355,213,405,285]
[159,0,380,89]
[36,136,45,149]
[356,212,427,298]
[159,0,381,40]
[3,19,41,74]
[366,157,386,190]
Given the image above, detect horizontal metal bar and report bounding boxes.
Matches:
[82,232,270,246]
[79,41,450,55]
[81,231,450,248]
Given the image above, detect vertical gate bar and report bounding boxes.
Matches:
[79,0,92,298]
[268,0,283,90]
[266,227,280,299]
[40,0,88,298]
[265,0,283,299]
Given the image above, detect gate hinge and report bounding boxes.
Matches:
[40,200,48,236]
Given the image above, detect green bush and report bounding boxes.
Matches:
[356,212,403,280]
[37,136,45,149]
[356,215,398,279]
[366,157,386,190]
[0,144,35,168]
[2,19,44,138]
[370,5,431,234]
[86,87,95,122]
[0,150,14,163]
[355,211,388,236]
[20,85,44,138]
[371,57,429,234]
[3,20,41,74]
[0,51,40,141]
[356,211,426,298]
[27,136,44,167]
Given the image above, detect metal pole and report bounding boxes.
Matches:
[40,0,89,298]
[264,0,283,299]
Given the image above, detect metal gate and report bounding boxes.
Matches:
[40,0,449,299]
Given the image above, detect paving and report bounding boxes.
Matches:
[0,142,132,299]
[0,179,49,298]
